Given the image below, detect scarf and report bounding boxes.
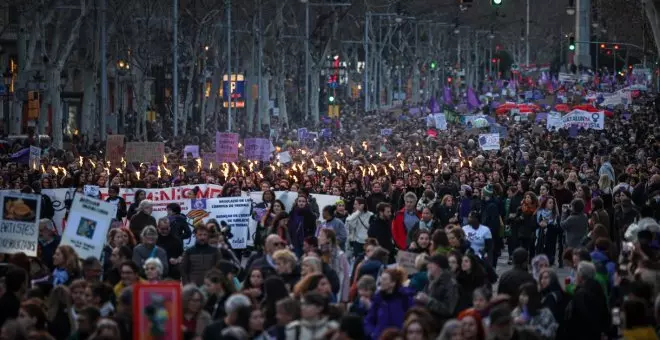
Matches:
[52,267,70,286]
[521,201,538,215]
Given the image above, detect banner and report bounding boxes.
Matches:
[478,133,500,151]
[150,197,252,249]
[105,135,125,165]
[125,142,165,163]
[243,138,271,161]
[29,146,41,171]
[433,113,447,130]
[546,113,563,131]
[183,145,200,159]
[380,128,392,136]
[562,110,604,130]
[297,128,308,141]
[60,195,117,260]
[0,192,42,257]
[215,132,239,163]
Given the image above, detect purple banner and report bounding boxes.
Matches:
[183,145,199,159]
[244,138,271,161]
[535,112,548,122]
[215,132,239,163]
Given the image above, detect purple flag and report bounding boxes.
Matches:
[535,112,548,122]
[10,148,29,164]
[466,87,480,110]
[568,125,578,138]
[429,97,440,113]
[622,111,631,120]
[443,87,453,105]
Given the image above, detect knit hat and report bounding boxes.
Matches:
[482,184,494,197]
[460,184,473,194]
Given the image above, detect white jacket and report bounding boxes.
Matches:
[345,211,374,244]
[285,318,339,340]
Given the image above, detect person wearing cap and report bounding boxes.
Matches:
[415,254,459,327]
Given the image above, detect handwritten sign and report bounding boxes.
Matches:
[478,133,501,151]
[105,135,125,165]
[381,128,393,136]
[395,251,419,274]
[0,192,41,257]
[125,142,165,163]
[60,195,117,260]
[215,132,239,163]
[433,113,447,130]
[297,128,308,141]
[243,138,271,161]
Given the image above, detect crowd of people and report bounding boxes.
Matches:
[0,76,659,340]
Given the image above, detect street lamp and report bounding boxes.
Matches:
[566,0,575,15]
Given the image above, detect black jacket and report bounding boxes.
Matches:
[368,216,395,257]
[129,211,157,242]
[559,278,610,340]
[170,214,193,241]
[497,267,535,306]
[181,243,223,286]
[0,292,20,328]
[366,192,388,214]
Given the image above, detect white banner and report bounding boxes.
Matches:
[150,197,252,249]
[0,192,42,257]
[433,113,447,130]
[546,113,563,131]
[61,195,117,260]
[478,133,500,151]
[562,109,604,130]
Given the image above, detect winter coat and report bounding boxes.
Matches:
[368,217,395,257]
[561,211,589,248]
[346,211,374,244]
[181,244,223,286]
[558,278,610,340]
[169,213,193,242]
[129,211,157,243]
[424,271,460,321]
[407,219,441,245]
[285,317,339,340]
[364,288,414,340]
[391,209,422,250]
[317,218,347,248]
[132,244,169,277]
[434,203,458,227]
[497,267,535,306]
[366,192,388,214]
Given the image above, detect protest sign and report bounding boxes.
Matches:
[297,128,308,141]
[244,138,271,161]
[546,113,563,131]
[0,192,41,257]
[133,282,182,340]
[29,146,41,171]
[84,185,100,198]
[278,151,292,164]
[433,113,447,130]
[380,128,393,136]
[562,110,605,130]
[395,251,419,274]
[150,197,252,249]
[61,195,117,260]
[125,142,165,163]
[215,132,239,163]
[183,145,200,159]
[478,133,501,151]
[105,135,125,165]
[321,128,332,138]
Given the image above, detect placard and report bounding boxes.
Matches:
[125,142,165,163]
[278,151,292,164]
[84,185,100,198]
[433,113,447,130]
[395,251,419,274]
[243,138,271,161]
[183,145,199,159]
[60,195,117,260]
[215,132,239,163]
[29,146,41,171]
[0,192,41,257]
[478,133,501,151]
[105,135,125,165]
[380,128,393,136]
[297,128,308,141]
[133,282,183,340]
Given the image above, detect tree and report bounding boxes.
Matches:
[643,1,660,57]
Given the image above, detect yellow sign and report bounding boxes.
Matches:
[146,110,157,122]
[27,91,40,119]
[328,104,340,118]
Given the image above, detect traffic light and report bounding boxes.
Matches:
[600,43,606,49]
[447,77,453,83]
[491,0,503,6]
[430,61,437,70]
[328,95,335,103]
[614,44,619,50]
[568,37,575,51]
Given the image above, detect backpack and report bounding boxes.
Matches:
[40,194,55,220]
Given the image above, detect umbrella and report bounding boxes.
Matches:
[472,118,490,128]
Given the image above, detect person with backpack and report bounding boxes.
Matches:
[167,203,193,242]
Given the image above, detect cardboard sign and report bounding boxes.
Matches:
[60,195,117,260]
[395,251,419,274]
[215,132,239,163]
[105,135,125,165]
[0,192,41,257]
[125,142,165,163]
[243,138,271,161]
[183,145,200,159]
[133,282,183,340]
[478,133,501,151]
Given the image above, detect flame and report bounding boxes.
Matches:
[157,165,162,178]
[61,167,67,177]
[311,159,317,167]
[238,142,242,148]
[163,155,168,164]
[79,156,83,167]
[196,158,202,169]
[293,175,298,182]
[209,162,213,170]
[399,161,405,171]
[41,165,46,173]
[468,160,472,168]
[350,146,354,154]
[301,150,307,155]
[457,149,463,158]
[136,172,140,180]
[178,165,186,173]
[121,157,126,167]
[116,168,123,174]
[164,167,171,176]
[362,141,368,151]
[438,156,442,164]
[104,167,110,176]
[89,159,96,168]
[396,152,402,158]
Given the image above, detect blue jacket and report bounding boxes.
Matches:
[590,250,615,285]
[364,287,414,340]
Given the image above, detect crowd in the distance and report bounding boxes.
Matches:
[0,78,659,340]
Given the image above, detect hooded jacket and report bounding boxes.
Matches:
[391,208,422,250]
[364,287,414,340]
[346,210,374,244]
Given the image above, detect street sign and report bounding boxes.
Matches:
[328,104,340,118]
[222,74,245,108]
[27,91,40,119]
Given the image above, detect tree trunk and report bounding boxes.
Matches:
[644,1,660,58]
[261,73,270,130]
[412,62,420,105]
[310,69,320,124]
[183,62,196,133]
[47,68,64,149]
[81,68,98,139]
[207,71,221,131]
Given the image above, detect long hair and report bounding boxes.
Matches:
[46,285,72,322]
[56,245,81,275]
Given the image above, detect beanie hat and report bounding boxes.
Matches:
[460,184,473,193]
[482,184,494,197]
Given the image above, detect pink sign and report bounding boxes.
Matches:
[215,132,239,163]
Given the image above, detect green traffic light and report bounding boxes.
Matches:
[569,44,575,51]
[492,0,502,5]
[431,62,437,69]
[329,96,335,103]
